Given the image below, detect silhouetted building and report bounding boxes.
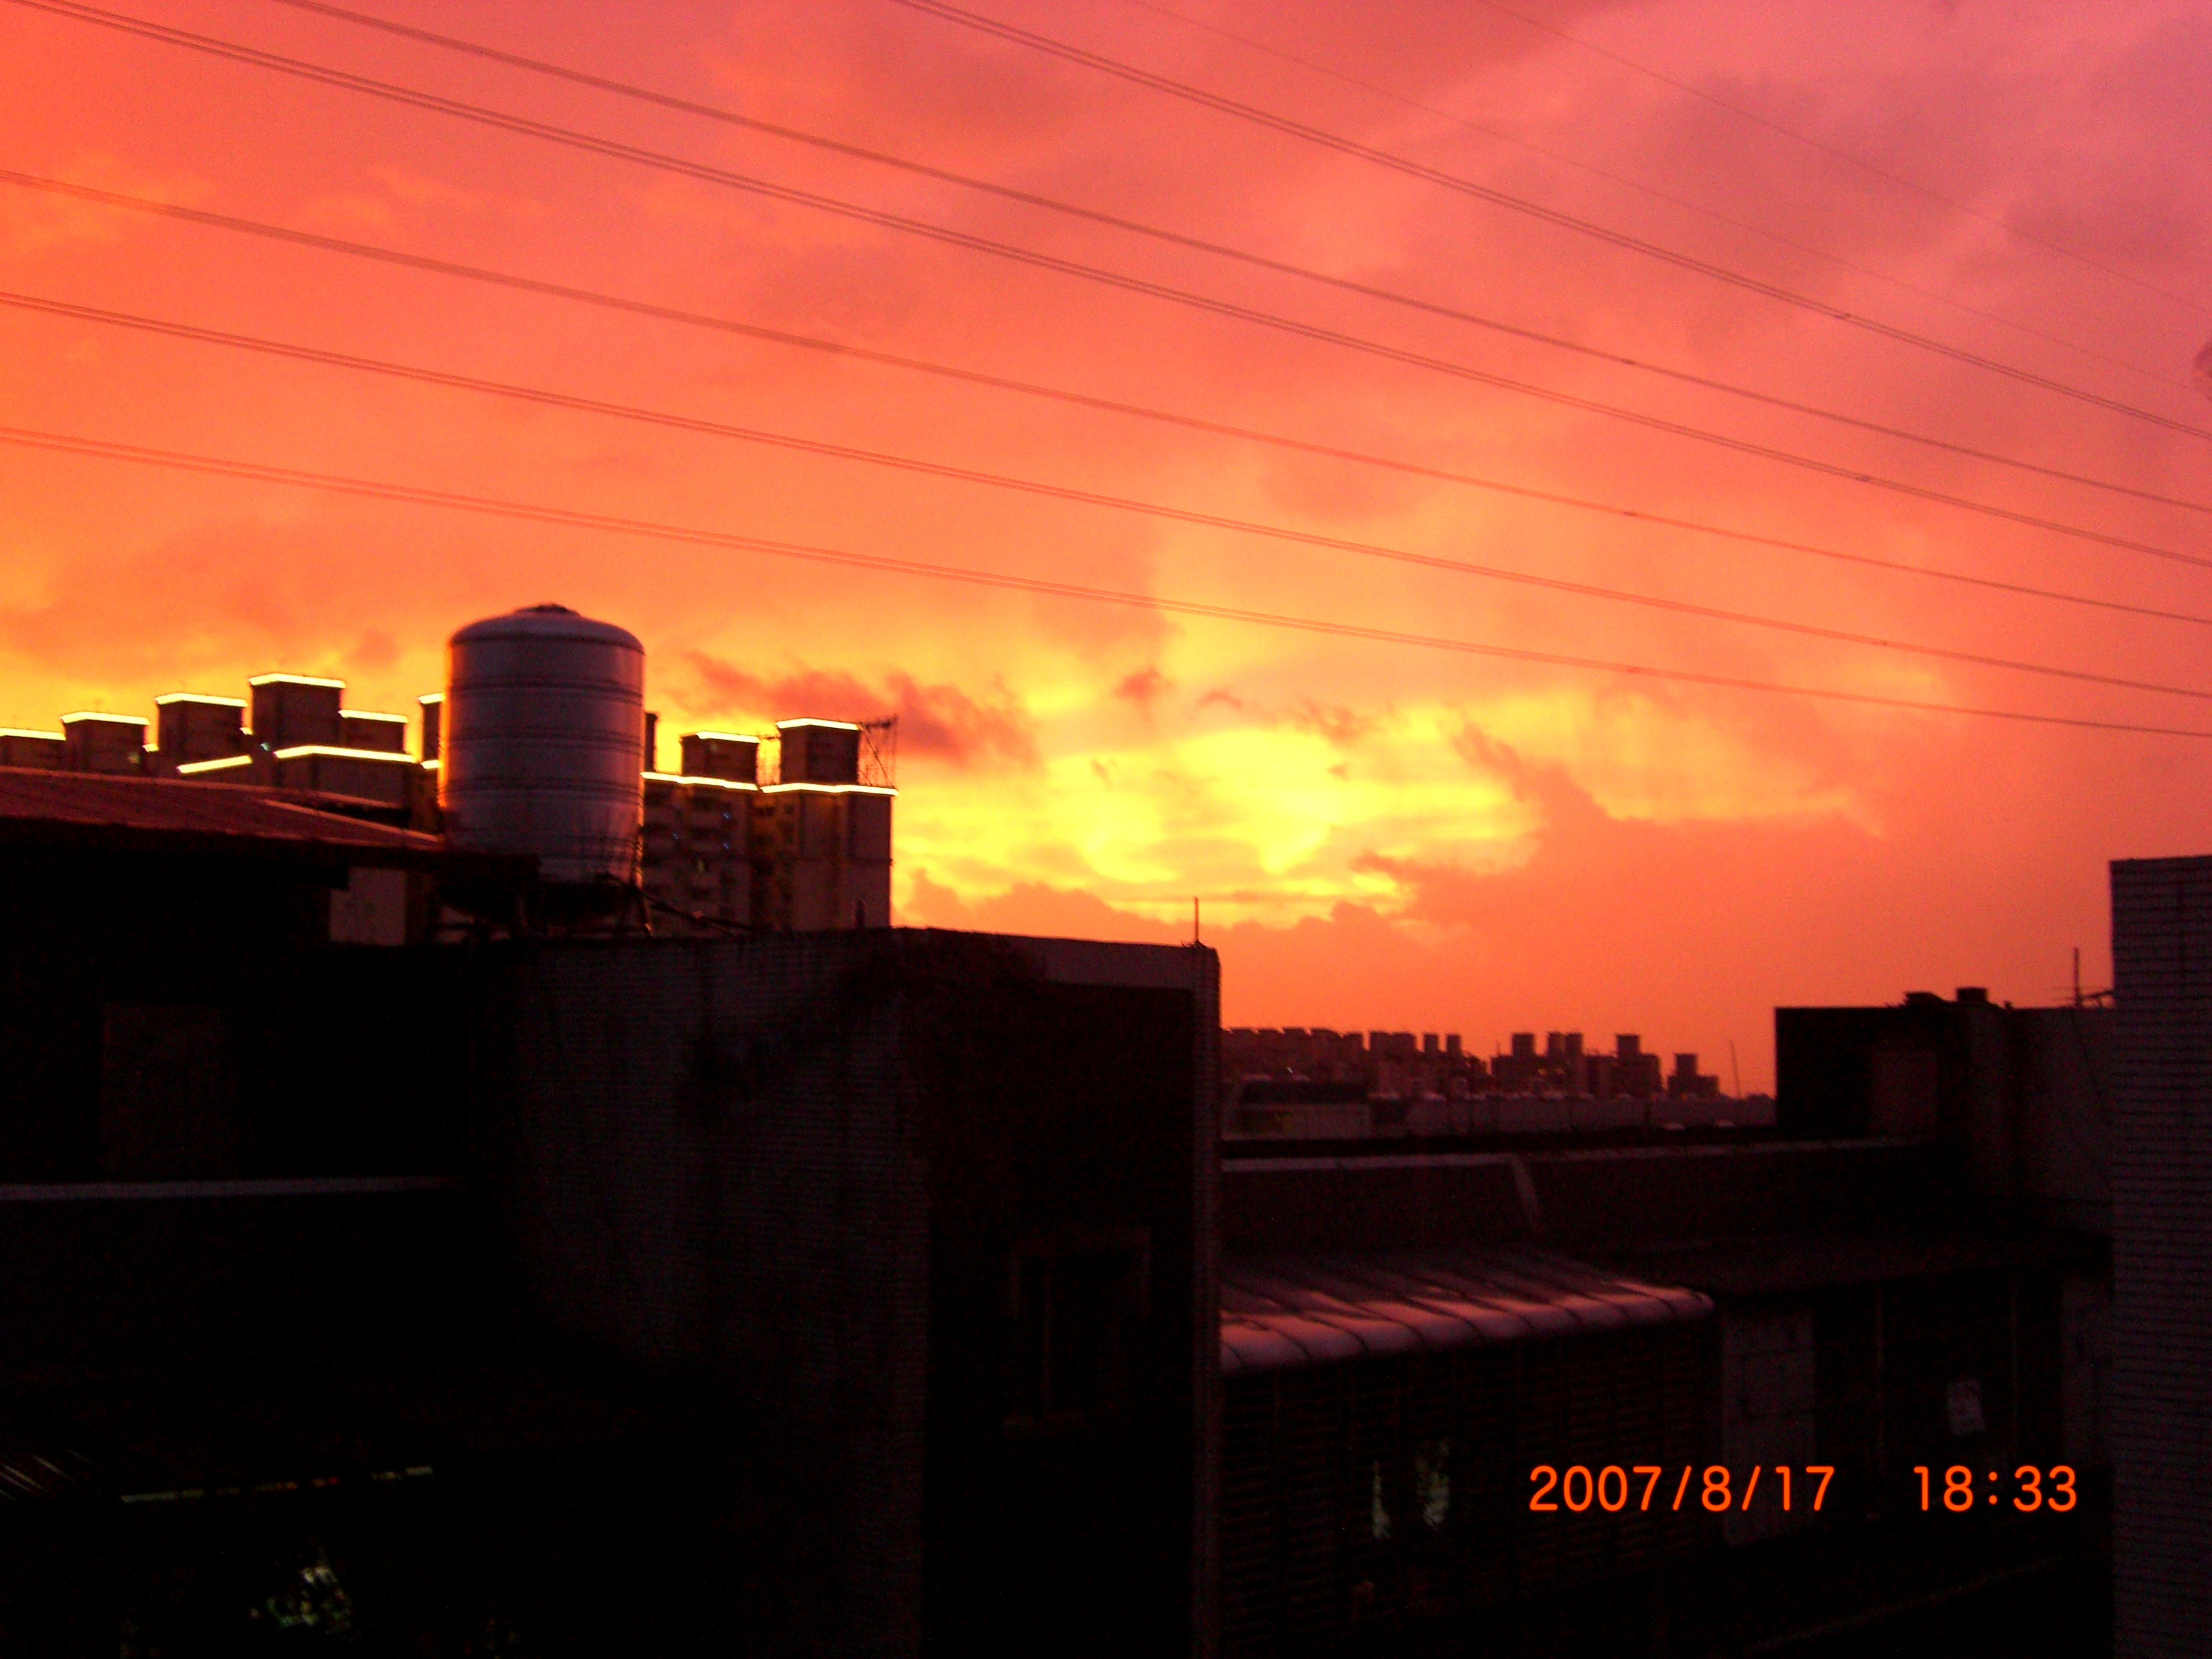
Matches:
[1614,1034,1662,1098]
[1217,1123,2105,1655]
[0,768,487,1183]
[151,693,245,770]
[679,729,760,782]
[1774,989,2109,1231]
[6,661,900,935]
[755,719,894,931]
[61,711,145,775]
[640,770,756,930]
[2110,856,2212,1656]
[1668,1052,1720,1100]
[1225,1022,1730,1141]
[246,673,344,752]
[483,930,1219,1655]
[0,773,1218,1655]
[0,727,63,770]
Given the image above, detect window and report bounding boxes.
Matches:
[1004,1228,1150,1433]
[1369,1460,1393,1542]
[1414,1439,1451,1531]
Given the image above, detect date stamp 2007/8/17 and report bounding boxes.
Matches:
[1529,1465,1829,1514]
[1529,1464,2080,1515]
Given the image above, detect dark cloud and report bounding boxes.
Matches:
[1115,664,1173,710]
[1192,688,1377,747]
[1284,701,1381,747]
[684,652,1037,768]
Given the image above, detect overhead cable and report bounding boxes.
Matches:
[26,0,2212,533]
[4,420,2208,740]
[9,149,2203,579]
[245,0,2210,513]
[879,0,2212,442]
[1467,0,2211,320]
[6,167,2210,619]
[15,287,2210,703]
[1113,0,2195,389]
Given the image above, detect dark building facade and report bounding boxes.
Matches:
[0,746,2134,1655]
[1776,989,2110,1233]
[0,765,1222,1655]
[0,771,642,1653]
[0,770,470,1183]
[477,930,1220,1657]
[2110,856,2212,1658]
[1211,1133,2108,1656]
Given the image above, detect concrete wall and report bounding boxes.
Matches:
[482,929,1219,1659]
[490,934,932,1657]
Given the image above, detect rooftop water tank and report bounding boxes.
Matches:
[442,605,645,885]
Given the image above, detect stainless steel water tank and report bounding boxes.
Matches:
[442,605,645,884]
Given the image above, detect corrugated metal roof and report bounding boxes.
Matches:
[1220,1246,1711,1376]
[0,765,444,863]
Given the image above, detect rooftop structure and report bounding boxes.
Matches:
[0,615,901,935]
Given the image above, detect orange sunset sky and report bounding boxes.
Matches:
[4,0,2209,1087]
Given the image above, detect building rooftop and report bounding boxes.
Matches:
[0,765,449,866]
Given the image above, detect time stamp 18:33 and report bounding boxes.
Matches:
[1527,1465,2079,1514]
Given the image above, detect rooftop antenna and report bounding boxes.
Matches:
[1192,896,1201,944]
[2074,945,2083,1008]
[1729,1040,1743,1100]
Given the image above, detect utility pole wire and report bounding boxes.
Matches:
[1466,0,2211,320]
[12,287,2212,702]
[0,161,2202,576]
[5,169,2208,630]
[4,420,2211,741]
[1113,0,2197,388]
[239,0,2212,514]
[881,0,2212,442]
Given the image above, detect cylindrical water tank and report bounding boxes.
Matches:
[442,605,645,884]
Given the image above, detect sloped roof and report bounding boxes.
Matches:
[0,766,447,867]
[1220,1246,1712,1376]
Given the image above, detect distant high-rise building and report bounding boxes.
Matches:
[1669,1053,1720,1100]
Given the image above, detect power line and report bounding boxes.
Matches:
[1112,0,2195,393]
[26,0,2212,539]
[16,286,2209,703]
[0,160,2194,579]
[880,0,2212,443]
[246,0,2212,517]
[1467,0,2211,320]
[7,168,2209,626]
[4,418,2208,740]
